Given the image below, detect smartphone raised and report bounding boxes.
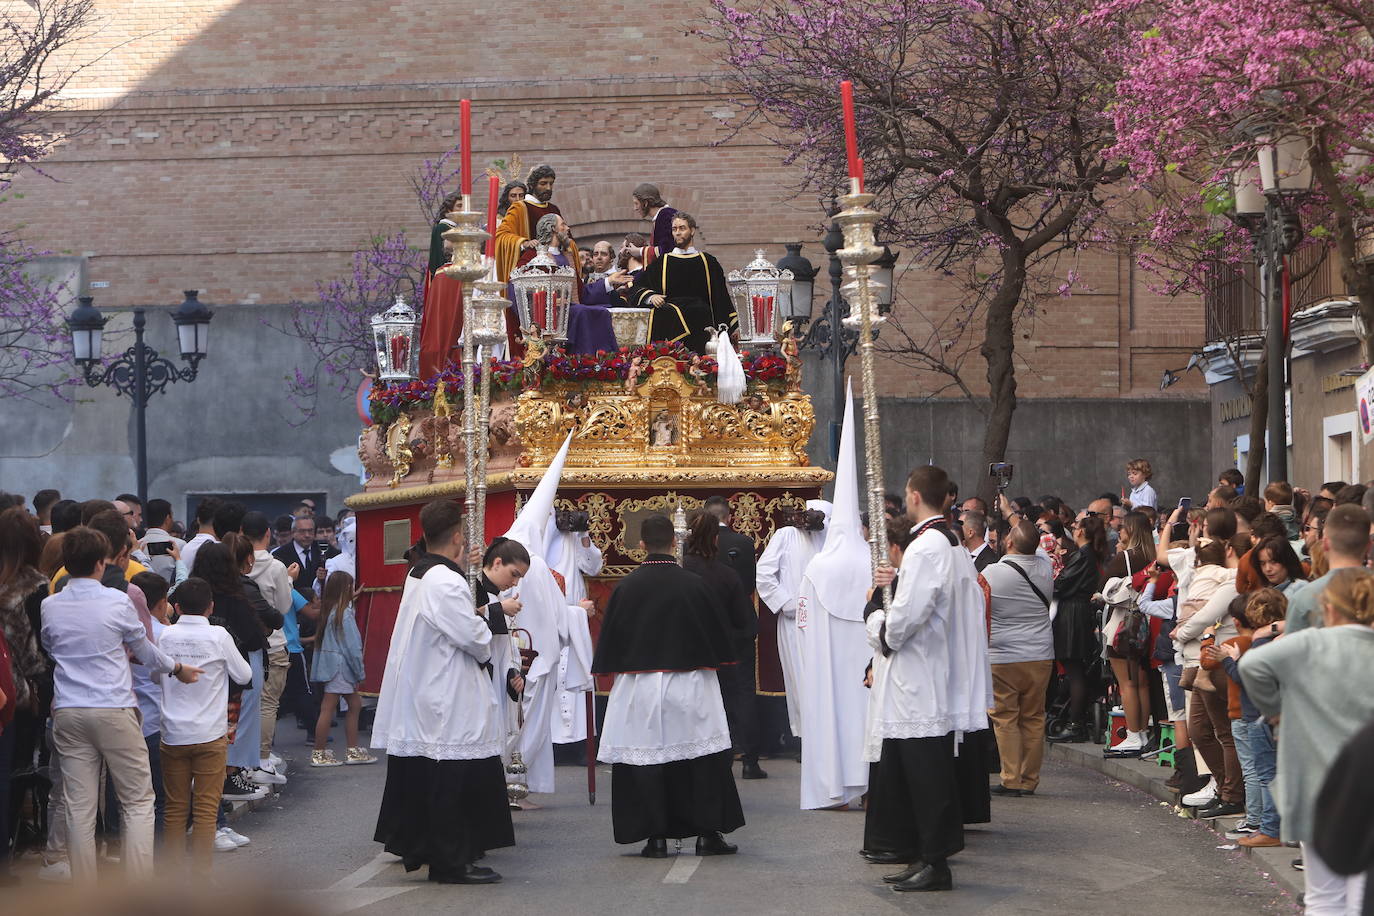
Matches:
[1177,496,1192,511]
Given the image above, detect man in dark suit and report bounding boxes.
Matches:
[963,510,999,573]
[703,495,765,779]
[272,515,327,591]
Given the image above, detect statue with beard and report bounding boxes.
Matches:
[494,163,582,284]
[626,212,737,354]
[509,214,615,354]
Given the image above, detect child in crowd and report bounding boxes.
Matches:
[310,572,374,767]
[159,577,251,874]
[1213,588,1286,848]
[1124,458,1158,510]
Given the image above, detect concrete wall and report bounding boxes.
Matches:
[0,302,365,518]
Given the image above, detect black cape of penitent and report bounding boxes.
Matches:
[591,555,736,675]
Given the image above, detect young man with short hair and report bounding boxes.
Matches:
[34,488,60,534]
[1285,504,1372,633]
[243,511,294,783]
[41,526,202,881]
[159,577,250,874]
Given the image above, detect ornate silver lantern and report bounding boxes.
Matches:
[469,263,510,349]
[509,251,576,341]
[728,249,793,347]
[371,295,420,382]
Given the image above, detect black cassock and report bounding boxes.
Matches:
[591,555,745,844]
[626,251,738,354]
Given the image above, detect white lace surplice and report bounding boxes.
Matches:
[597,669,730,765]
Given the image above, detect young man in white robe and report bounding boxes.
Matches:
[756,499,830,742]
[865,465,983,893]
[797,382,870,810]
[592,514,744,858]
[544,511,602,748]
[371,499,514,885]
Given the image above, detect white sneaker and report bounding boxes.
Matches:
[1114,731,1144,751]
[214,829,239,852]
[1183,778,1218,808]
[250,764,287,786]
[36,861,71,882]
[263,753,284,769]
[222,827,251,847]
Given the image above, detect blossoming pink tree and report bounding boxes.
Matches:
[1,0,105,400]
[1105,0,1374,481]
[701,0,1132,497]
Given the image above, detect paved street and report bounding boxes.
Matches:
[211,721,1297,915]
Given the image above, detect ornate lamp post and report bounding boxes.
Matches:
[68,290,213,505]
[775,243,818,327]
[1232,133,1313,482]
[727,250,794,348]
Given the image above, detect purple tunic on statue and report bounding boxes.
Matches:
[651,207,678,258]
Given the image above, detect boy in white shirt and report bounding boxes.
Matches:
[159,577,251,873]
[1124,458,1158,510]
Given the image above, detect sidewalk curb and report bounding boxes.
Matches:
[1047,741,1303,901]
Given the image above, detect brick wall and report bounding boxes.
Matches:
[10,0,1207,404]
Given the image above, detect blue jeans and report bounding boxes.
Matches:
[1231,716,1279,837]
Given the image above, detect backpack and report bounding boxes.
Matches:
[1106,552,1150,658]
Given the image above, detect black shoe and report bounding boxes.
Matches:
[695,832,738,856]
[1104,745,1142,759]
[882,861,927,884]
[1046,723,1086,743]
[641,837,669,858]
[1198,799,1245,818]
[1020,788,1036,796]
[862,849,917,864]
[892,861,953,892]
[989,784,1022,797]
[741,761,769,780]
[431,864,501,884]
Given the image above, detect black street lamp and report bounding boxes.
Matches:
[68,290,213,504]
[1233,133,1313,482]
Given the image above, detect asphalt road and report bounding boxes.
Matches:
[208,720,1298,916]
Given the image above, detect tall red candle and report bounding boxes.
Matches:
[486,174,499,258]
[459,99,472,197]
[840,81,861,188]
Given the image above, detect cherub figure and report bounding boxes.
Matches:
[688,355,709,395]
[522,333,548,390]
[625,355,644,394]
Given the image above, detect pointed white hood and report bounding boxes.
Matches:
[499,433,574,681]
[504,433,573,554]
[802,380,869,621]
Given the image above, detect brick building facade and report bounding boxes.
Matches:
[2,0,1213,510]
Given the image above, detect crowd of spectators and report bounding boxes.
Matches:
[0,488,357,883]
[869,461,1373,913]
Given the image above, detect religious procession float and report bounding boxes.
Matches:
[344,109,894,703]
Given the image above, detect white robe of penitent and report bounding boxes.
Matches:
[756,525,820,737]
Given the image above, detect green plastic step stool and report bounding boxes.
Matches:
[1156,722,1176,767]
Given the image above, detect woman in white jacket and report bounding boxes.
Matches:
[1172,534,1246,815]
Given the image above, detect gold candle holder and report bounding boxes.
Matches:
[438,199,489,586]
[834,181,892,609]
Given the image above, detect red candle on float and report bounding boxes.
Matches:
[459,98,473,197]
[763,295,774,334]
[485,173,499,258]
[840,81,863,191]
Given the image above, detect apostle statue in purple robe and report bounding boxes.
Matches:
[631,183,678,267]
[582,240,633,308]
[511,214,618,355]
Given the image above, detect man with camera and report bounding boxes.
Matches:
[139,498,186,584]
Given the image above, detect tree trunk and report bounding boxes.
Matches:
[1310,135,1374,365]
[976,269,1025,505]
[1244,348,1269,491]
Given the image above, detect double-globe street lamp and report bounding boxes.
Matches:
[1232,133,1314,483]
[775,216,897,457]
[67,290,214,505]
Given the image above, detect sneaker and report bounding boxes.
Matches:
[221,827,251,847]
[223,773,268,801]
[1104,731,1144,758]
[345,747,378,765]
[311,749,344,768]
[1225,823,1260,840]
[36,861,71,883]
[1291,857,1305,871]
[263,753,283,769]
[1198,799,1246,818]
[1182,779,1217,808]
[250,764,287,786]
[214,829,239,852]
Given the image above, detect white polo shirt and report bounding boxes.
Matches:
[158,616,252,746]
